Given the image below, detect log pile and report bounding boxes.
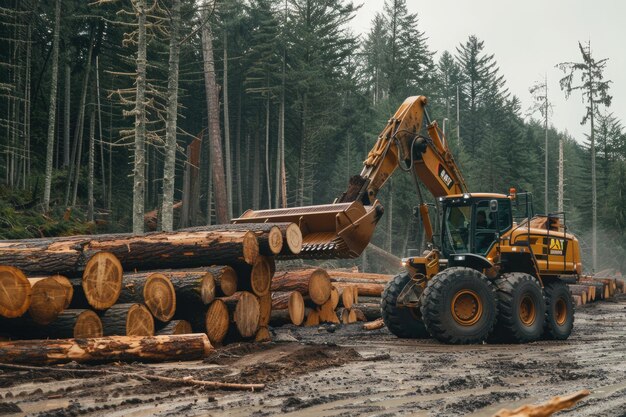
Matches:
[0,223,303,362]
[568,270,624,306]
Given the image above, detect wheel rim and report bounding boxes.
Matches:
[519,295,536,326]
[451,289,483,326]
[555,298,567,325]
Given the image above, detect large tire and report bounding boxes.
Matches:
[492,273,545,343]
[421,267,497,344]
[543,281,574,340]
[381,273,429,339]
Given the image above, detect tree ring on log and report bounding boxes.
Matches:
[74,310,103,338]
[284,223,303,254]
[144,273,176,322]
[289,291,305,326]
[82,252,123,310]
[199,272,216,304]
[234,292,260,338]
[242,231,260,264]
[249,257,271,296]
[28,275,73,324]
[308,269,332,305]
[205,299,229,344]
[0,266,31,318]
[211,266,237,297]
[126,304,154,336]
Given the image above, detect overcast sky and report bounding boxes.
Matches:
[349,0,625,143]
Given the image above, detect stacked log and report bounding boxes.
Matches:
[567,272,624,306]
[0,222,304,359]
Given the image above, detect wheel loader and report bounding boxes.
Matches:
[233,95,580,344]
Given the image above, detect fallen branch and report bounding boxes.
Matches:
[0,362,265,391]
[494,389,590,417]
[363,318,384,331]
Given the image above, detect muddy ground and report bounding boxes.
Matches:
[1,296,626,417]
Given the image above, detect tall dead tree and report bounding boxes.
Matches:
[223,29,233,219]
[43,0,61,212]
[201,0,228,224]
[558,41,612,271]
[529,74,552,214]
[132,0,148,234]
[161,0,181,232]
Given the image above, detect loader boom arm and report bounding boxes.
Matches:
[338,96,468,206]
[233,95,467,258]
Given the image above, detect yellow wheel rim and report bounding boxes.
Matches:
[519,295,536,326]
[555,298,567,326]
[451,290,483,326]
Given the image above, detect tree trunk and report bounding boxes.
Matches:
[132,0,147,234]
[270,268,331,306]
[0,266,31,319]
[118,273,176,322]
[202,299,229,345]
[265,87,271,208]
[252,126,260,209]
[27,275,73,325]
[161,0,181,232]
[156,320,191,335]
[223,29,233,219]
[558,135,564,212]
[233,256,272,297]
[95,55,106,204]
[193,223,287,256]
[100,303,154,336]
[270,291,304,326]
[42,0,61,211]
[221,291,260,339]
[65,29,94,207]
[0,229,259,276]
[87,105,95,222]
[0,334,212,365]
[201,2,228,224]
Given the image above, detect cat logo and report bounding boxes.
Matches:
[549,238,566,255]
[438,164,454,189]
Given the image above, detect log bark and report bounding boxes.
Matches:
[118,273,177,322]
[203,299,229,345]
[326,270,393,281]
[27,275,73,325]
[572,294,584,306]
[338,308,357,324]
[363,318,384,331]
[255,326,271,342]
[270,291,304,326]
[0,309,102,340]
[156,320,192,335]
[194,223,284,256]
[304,308,320,326]
[0,334,212,365]
[235,256,272,296]
[332,281,384,297]
[0,266,31,318]
[271,268,331,305]
[222,291,260,338]
[352,303,382,321]
[0,230,258,277]
[318,299,339,324]
[100,303,154,336]
[258,293,271,327]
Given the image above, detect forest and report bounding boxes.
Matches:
[0,0,624,272]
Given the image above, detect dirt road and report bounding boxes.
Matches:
[2,295,626,416]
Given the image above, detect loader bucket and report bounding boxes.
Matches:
[232,200,384,259]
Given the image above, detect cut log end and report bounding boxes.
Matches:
[242,231,260,264]
[234,292,260,338]
[255,326,271,343]
[0,266,31,318]
[74,310,103,338]
[82,252,123,310]
[126,304,155,336]
[144,273,177,322]
[267,226,284,255]
[249,257,272,296]
[210,266,237,297]
[28,275,73,325]
[284,223,303,255]
[288,291,305,326]
[205,299,229,345]
[309,269,332,305]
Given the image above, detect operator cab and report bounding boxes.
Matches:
[440,193,512,259]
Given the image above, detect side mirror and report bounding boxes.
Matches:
[489,200,499,213]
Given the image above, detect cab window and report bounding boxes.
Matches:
[473,199,512,255]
